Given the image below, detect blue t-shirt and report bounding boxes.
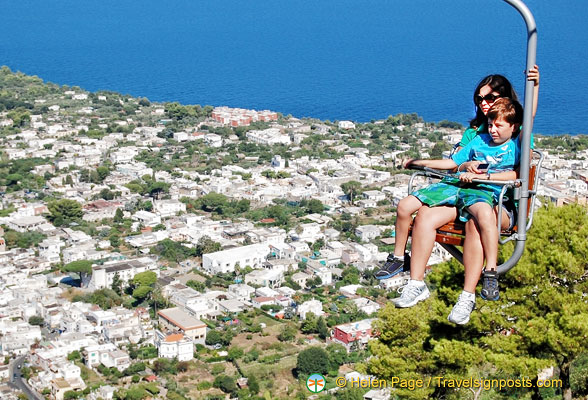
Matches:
[451,133,521,196]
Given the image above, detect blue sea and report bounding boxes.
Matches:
[1,0,586,135]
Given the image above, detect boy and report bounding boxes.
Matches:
[379,98,524,323]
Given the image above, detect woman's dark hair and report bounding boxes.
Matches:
[470,74,518,128]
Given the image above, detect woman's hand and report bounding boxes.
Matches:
[402,158,416,169]
[527,64,540,87]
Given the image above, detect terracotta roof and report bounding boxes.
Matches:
[165,333,185,342]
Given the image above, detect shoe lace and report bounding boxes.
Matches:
[401,283,422,299]
[484,275,498,290]
[453,295,474,314]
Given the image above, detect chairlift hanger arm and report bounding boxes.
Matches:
[498,0,537,275]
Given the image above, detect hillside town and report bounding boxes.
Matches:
[0,68,587,400]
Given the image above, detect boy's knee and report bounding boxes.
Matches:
[471,205,496,225]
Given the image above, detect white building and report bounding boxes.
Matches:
[298,299,325,320]
[338,121,356,130]
[246,128,290,146]
[7,216,47,232]
[87,259,155,290]
[154,330,194,362]
[355,225,383,242]
[202,243,270,274]
[38,238,65,264]
[153,199,186,218]
[157,307,207,344]
[227,284,255,302]
[362,190,386,202]
[244,269,284,288]
[132,210,162,227]
[110,148,138,164]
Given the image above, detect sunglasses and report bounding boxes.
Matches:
[476,93,500,104]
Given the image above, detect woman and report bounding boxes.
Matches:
[383,66,539,325]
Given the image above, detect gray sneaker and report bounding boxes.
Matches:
[447,293,476,325]
[394,281,430,308]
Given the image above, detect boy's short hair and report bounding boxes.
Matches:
[487,97,524,126]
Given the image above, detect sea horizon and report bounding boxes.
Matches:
[1,0,586,135]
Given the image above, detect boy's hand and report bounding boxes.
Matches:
[527,64,540,87]
[460,161,485,173]
[459,172,480,183]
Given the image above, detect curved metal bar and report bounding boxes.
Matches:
[525,150,545,231]
[498,0,537,275]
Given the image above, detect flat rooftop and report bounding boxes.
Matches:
[157,307,206,330]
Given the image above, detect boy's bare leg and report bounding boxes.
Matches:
[393,195,424,257]
[410,206,457,280]
[463,205,512,291]
[467,203,499,270]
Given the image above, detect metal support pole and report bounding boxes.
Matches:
[498,0,537,275]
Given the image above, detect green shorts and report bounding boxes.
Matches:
[412,182,497,222]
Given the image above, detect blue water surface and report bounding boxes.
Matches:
[0,0,586,135]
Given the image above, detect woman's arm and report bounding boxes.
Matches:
[405,158,458,170]
[528,64,540,119]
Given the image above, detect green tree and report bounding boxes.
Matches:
[132,285,153,302]
[96,166,110,182]
[278,323,297,342]
[261,170,277,179]
[326,343,348,370]
[205,330,222,346]
[296,347,330,377]
[148,181,170,199]
[341,266,360,285]
[213,375,237,394]
[64,260,93,283]
[300,312,318,334]
[67,350,81,361]
[111,272,123,295]
[196,235,221,256]
[110,234,120,248]
[247,374,260,394]
[369,204,588,400]
[571,353,588,397]
[199,192,228,213]
[336,387,365,400]
[48,199,83,225]
[307,199,325,214]
[28,315,44,326]
[186,280,206,292]
[99,188,115,200]
[340,181,363,205]
[317,316,328,340]
[227,346,244,361]
[430,141,451,159]
[114,207,124,223]
[132,271,157,287]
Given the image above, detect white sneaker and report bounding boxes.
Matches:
[448,293,476,325]
[394,280,430,308]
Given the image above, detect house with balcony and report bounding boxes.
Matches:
[154,330,194,361]
[329,318,376,352]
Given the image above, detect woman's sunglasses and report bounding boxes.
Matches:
[476,93,500,104]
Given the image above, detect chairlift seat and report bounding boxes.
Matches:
[408,151,543,252]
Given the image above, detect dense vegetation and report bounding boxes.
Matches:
[369,204,588,400]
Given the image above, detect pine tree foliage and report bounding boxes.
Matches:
[369,204,588,399]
